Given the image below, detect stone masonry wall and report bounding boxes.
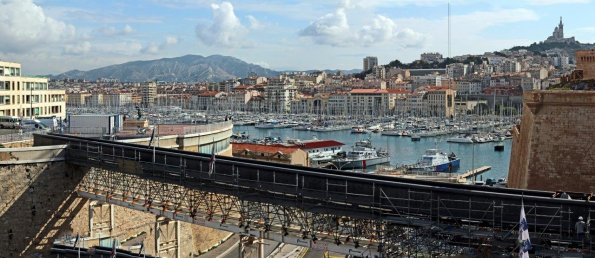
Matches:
[508,91,595,192]
[0,162,228,257]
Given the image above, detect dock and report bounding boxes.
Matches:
[457,166,492,183]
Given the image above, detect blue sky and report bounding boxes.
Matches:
[1,0,594,75]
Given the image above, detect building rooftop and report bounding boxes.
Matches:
[272,139,344,150]
[350,89,389,94]
[232,143,301,154]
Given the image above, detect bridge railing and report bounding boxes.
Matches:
[38,133,595,252]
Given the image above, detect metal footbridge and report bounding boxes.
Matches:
[39,134,594,257]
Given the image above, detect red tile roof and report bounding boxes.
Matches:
[271,140,344,150]
[299,140,344,149]
[198,91,219,96]
[232,143,300,154]
[350,89,389,94]
[386,89,410,94]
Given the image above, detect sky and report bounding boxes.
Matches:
[1,0,594,75]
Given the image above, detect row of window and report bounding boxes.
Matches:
[0,67,21,77]
[0,94,65,105]
[0,105,63,117]
[579,55,595,63]
[0,81,48,91]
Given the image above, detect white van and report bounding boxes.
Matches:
[36,116,60,130]
[0,116,21,129]
[20,119,49,131]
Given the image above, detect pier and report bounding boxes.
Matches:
[457,165,492,183]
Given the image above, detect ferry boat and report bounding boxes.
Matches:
[407,149,460,173]
[331,140,389,169]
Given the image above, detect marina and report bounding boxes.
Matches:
[233,124,512,181]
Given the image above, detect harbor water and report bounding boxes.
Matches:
[233,125,512,180]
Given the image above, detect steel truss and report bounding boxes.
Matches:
[78,168,593,257]
[79,168,476,256]
[40,134,594,257]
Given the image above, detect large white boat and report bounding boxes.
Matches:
[255,120,280,129]
[331,140,389,169]
[407,149,460,172]
[446,135,474,143]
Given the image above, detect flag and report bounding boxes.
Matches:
[148,127,156,148]
[73,233,79,248]
[110,239,117,258]
[518,202,531,258]
[138,243,144,257]
[74,233,80,258]
[208,142,216,176]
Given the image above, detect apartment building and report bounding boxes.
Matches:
[263,79,297,113]
[0,61,66,118]
[141,81,157,107]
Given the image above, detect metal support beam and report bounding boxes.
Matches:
[258,231,264,258]
[89,200,114,238]
[155,216,180,258]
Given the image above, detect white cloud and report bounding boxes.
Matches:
[359,15,399,46]
[299,7,426,48]
[396,29,426,48]
[165,36,179,45]
[252,61,271,69]
[452,9,538,31]
[95,41,143,55]
[299,8,353,46]
[63,41,91,55]
[523,0,589,5]
[97,24,134,36]
[195,2,250,48]
[142,36,180,54]
[247,15,263,30]
[0,0,75,53]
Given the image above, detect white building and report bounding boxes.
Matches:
[141,81,157,107]
[264,79,297,113]
[0,61,66,118]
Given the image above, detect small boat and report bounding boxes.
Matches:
[407,149,460,173]
[381,130,402,136]
[255,120,279,129]
[494,141,504,151]
[350,125,368,134]
[411,134,421,141]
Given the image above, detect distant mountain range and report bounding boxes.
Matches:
[52,55,364,83]
[52,55,279,83]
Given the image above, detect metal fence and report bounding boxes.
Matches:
[0,130,47,144]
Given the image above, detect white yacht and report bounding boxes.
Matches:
[255,119,279,129]
[446,135,474,143]
[331,140,389,169]
[350,125,368,134]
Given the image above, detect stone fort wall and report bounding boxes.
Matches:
[0,162,228,257]
[508,91,595,193]
[576,50,595,80]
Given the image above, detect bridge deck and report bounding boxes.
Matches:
[36,133,595,256]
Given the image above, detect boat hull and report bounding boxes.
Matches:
[409,159,460,173]
[332,156,390,169]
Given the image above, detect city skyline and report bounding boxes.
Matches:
[1,0,595,75]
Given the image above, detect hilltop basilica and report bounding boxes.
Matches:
[544,17,576,44]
